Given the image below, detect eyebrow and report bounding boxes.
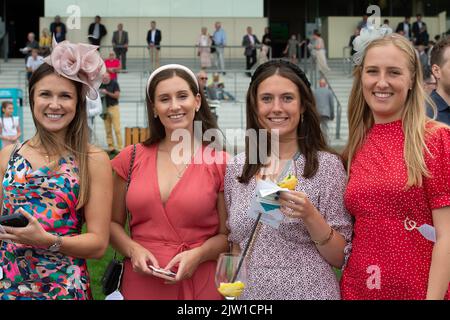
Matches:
[38,89,75,95]
[364,65,403,71]
[157,90,190,98]
[259,92,296,96]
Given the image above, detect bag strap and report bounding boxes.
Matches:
[113,144,136,260]
[124,144,136,234]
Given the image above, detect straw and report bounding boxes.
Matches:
[231,211,262,283]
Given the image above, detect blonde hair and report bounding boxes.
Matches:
[343,34,438,188]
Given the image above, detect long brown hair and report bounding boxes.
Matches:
[342,34,441,187]
[143,68,220,147]
[28,63,90,209]
[239,59,336,184]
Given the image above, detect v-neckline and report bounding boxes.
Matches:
[14,143,68,175]
[153,144,200,208]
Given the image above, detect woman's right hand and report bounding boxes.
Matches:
[129,245,160,276]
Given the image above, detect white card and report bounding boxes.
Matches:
[0,266,3,280]
[105,290,124,300]
[257,179,289,198]
[417,224,436,243]
[248,197,284,229]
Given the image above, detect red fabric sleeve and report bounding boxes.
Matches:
[423,126,450,210]
[110,145,135,181]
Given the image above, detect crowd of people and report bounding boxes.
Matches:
[0,13,449,301]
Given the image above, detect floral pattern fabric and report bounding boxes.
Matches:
[0,145,91,300]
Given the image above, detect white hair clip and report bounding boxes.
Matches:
[352,22,393,66]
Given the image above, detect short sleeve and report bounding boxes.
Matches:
[111,144,135,181]
[423,126,450,210]
[209,150,230,192]
[317,153,354,269]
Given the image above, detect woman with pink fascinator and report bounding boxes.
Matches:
[0,39,113,300]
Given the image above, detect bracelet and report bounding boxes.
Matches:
[312,227,334,246]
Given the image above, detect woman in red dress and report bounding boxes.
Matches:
[341,33,450,299]
[110,64,229,299]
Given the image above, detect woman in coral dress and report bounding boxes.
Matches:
[110,64,228,300]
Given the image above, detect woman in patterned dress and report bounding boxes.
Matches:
[341,33,450,300]
[224,60,353,300]
[0,40,112,300]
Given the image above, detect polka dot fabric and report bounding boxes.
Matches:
[341,120,450,300]
[224,151,353,300]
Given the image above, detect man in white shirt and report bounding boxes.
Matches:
[26,48,44,81]
[146,21,162,70]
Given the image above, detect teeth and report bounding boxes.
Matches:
[46,114,63,119]
[269,118,288,123]
[374,92,393,98]
[169,114,184,119]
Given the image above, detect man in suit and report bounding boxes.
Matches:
[146,21,162,70]
[412,14,428,46]
[112,23,129,70]
[49,15,66,42]
[314,78,335,142]
[242,26,260,77]
[88,16,107,47]
[395,16,412,40]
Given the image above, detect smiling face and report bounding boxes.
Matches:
[2,103,14,117]
[153,75,201,137]
[32,73,77,136]
[362,44,412,124]
[256,74,302,140]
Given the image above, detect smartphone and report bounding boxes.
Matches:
[149,265,176,279]
[0,213,29,228]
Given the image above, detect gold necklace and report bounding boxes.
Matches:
[158,147,191,179]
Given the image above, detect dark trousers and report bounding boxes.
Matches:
[114,48,127,70]
[246,50,257,76]
[89,37,101,47]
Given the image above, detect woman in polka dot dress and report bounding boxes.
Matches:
[341,34,450,300]
[225,60,353,300]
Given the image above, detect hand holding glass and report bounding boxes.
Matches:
[215,253,247,300]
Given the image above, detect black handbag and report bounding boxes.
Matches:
[101,144,136,296]
[210,38,216,54]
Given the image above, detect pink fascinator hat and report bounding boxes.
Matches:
[44,38,106,99]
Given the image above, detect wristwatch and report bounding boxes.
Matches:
[48,234,62,253]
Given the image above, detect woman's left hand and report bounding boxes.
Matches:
[0,208,53,247]
[279,191,318,220]
[164,247,203,283]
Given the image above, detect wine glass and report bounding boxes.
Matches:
[215,253,247,300]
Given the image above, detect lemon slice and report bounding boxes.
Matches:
[218,281,245,298]
[277,174,298,190]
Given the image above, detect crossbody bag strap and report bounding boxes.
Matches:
[125,144,136,234]
[113,144,136,260]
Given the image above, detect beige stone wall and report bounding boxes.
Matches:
[40,17,268,59]
[324,14,447,59]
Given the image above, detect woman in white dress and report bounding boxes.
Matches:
[0,101,21,148]
[312,30,330,76]
[198,27,212,69]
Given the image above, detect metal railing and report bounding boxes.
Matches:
[300,48,343,141]
[98,44,272,73]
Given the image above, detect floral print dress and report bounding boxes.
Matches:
[0,144,91,300]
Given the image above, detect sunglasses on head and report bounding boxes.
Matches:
[251,59,311,88]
